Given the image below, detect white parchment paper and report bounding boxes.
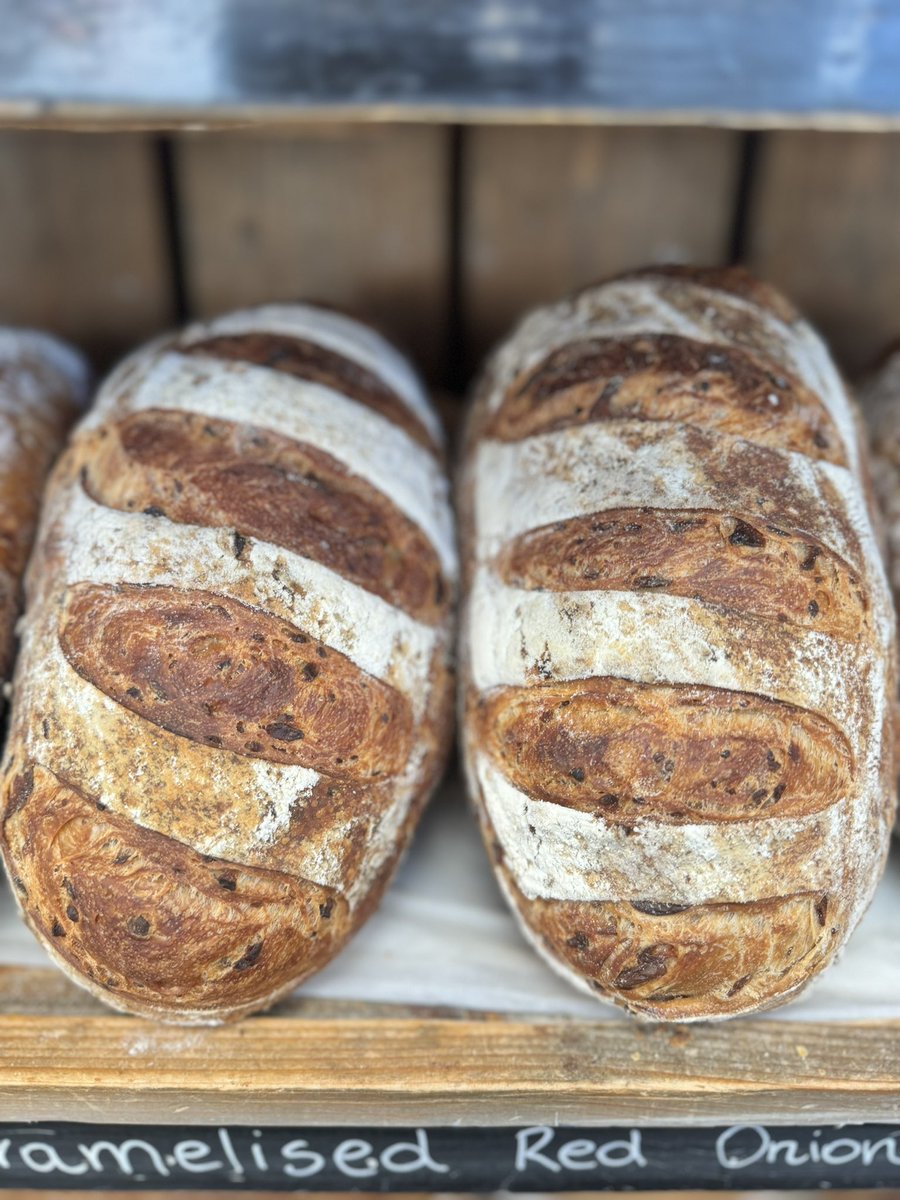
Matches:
[1,775,897,1022]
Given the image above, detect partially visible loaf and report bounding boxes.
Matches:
[862,349,900,617]
[0,331,88,682]
[459,266,896,1022]
[0,305,455,1024]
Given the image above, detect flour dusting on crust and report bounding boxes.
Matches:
[0,305,455,1025]
[461,268,895,1022]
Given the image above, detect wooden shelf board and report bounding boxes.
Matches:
[0,967,897,1127]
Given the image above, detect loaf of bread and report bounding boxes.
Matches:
[0,331,88,682]
[460,266,896,1021]
[0,305,455,1024]
[861,348,900,619]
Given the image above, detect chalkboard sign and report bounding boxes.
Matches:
[1,1122,900,1190]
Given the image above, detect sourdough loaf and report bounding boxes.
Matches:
[0,305,455,1024]
[0,331,88,682]
[460,266,896,1021]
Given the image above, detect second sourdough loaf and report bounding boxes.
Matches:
[0,304,456,1024]
[460,266,896,1021]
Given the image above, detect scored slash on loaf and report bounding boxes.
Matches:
[0,304,456,1024]
[459,266,897,1021]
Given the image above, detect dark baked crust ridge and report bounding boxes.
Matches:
[181,331,439,453]
[499,507,868,639]
[488,334,843,463]
[59,584,413,778]
[82,409,447,624]
[2,763,349,1022]
[477,678,853,824]
[612,264,802,326]
[502,864,835,1022]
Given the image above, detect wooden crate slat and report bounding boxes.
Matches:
[460,125,742,367]
[0,968,897,1126]
[746,131,900,373]
[0,132,174,363]
[175,127,451,382]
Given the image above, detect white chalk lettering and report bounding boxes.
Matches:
[862,1136,900,1166]
[516,1127,560,1173]
[597,1131,646,1169]
[20,1144,88,1176]
[514,1127,645,1174]
[217,1129,243,1175]
[334,1138,378,1178]
[380,1130,450,1175]
[10,1121,900,1186]
[172,1140,223,1173]
[820,1138,862,1166]
[556,1138,597,1171]
[718,1126,900,1173]
[78,1139,169,1177]
[250,1139,269,1172]
[281,1139,326,1179]
[767,1137,809,1167]
[717,1125,768,1169]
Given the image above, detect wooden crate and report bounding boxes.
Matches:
[1,6,900,1191]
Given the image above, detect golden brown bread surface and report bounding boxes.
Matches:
[460,266,896,1021]
[0,331,88,681]
[82,409,445,622]
[0,304,455,1024]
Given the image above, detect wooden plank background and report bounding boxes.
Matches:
[0,132,173,363]
[0,126,898,387]
[174,126,452,380]
[0,125,897,388]
[746,132,900,374]
[460,125,741,370]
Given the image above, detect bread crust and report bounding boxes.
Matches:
[862,349,900,628]
[460,267,896,1021]
[0,331,88,681]
[0,306,455,1024]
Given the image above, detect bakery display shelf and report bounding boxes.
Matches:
[3,0,900,131]
[0,783,897,1190]
[1,966,899,1128]
[1,973,900,1191]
